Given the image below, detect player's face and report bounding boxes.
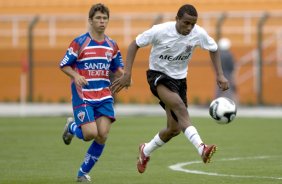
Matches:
[89,11,109,33]
[175,13,197,36]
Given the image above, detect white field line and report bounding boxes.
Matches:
[169,156,282,180]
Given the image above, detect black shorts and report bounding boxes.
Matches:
[146,69,188,109]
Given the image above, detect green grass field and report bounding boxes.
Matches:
[0,116,281,184]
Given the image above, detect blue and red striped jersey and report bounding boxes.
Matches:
[60,32,124,107]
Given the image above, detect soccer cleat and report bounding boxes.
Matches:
[137,143,150,173]
[201,144,217,163]
[76,174,91,182]
[62,117,74,145]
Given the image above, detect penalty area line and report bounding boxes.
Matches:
[168,156,282,180]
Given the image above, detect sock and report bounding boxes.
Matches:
[69,122,84,140]
[68,122,77,134]
[78,141,105,177]
[184,126,204,155]
[143,133,165,157]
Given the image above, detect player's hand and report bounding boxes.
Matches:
[74,75,88,87]
[217,75,229,91]
[110,73,131,94]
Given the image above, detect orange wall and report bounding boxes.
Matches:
[1,46,282,105]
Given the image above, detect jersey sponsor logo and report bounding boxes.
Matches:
[79,69,109,79]
[85,51,97,55]
[77,110,85,122]
[159,54,189,61]
[84,63,110,70]
[87,69,109,78]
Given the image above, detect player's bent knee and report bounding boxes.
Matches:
[83,132,96,141]
[96,134,108,143]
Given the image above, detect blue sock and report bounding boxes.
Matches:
[78,141,105,177]
[68,122,84,140]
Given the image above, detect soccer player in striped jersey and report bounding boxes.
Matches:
[60,3,124,182]
[111,4,229,174]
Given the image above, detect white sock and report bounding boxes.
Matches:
[143,133,165,157]
[184,126,204,155]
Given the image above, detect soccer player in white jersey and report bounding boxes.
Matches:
[111,4,229,174]
[60,4,124,182]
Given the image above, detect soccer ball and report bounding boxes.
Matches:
[209,97,237,124]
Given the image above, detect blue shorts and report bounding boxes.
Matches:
[73,102,115,127]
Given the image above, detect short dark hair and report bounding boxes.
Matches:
[88,3,110,19]
[177,4,198,18]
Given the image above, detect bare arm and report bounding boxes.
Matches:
[110,40,139,93]
[112,67,124,80]
[124,40,139,75]
[61,66,88,87]
[209,50,229,91]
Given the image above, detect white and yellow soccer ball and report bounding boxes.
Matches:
[209,97,237,124]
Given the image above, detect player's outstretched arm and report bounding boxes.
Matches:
[209,50,229,91]
[111,40,139,94]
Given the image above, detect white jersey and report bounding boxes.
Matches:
[136,21,218,79]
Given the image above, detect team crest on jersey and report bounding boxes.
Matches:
[77,111,85,122]
[105,51,112,62]
[185,45,193,53]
